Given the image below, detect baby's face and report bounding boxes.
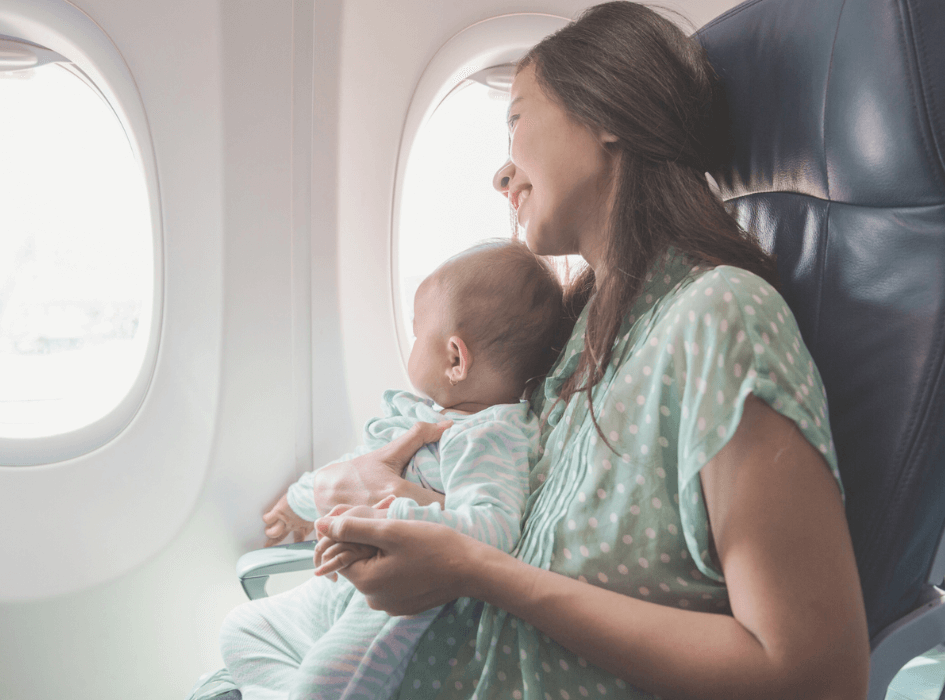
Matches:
[407,277,450,403]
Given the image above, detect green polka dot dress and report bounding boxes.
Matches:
[394,251,841,700]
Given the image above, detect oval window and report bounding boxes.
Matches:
[0,39,153,439]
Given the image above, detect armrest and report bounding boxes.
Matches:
[236,540,316,600]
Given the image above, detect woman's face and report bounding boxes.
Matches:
[493,64,616,269]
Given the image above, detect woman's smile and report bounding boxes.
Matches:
[510,188,530,216]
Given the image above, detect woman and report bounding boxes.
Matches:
[307,3,870,698]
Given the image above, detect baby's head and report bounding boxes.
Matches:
[408,239,565,411]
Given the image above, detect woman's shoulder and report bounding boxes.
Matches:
[658,264,790,327]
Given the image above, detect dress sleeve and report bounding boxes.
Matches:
[386,414,534,554]
[673,268,841,581]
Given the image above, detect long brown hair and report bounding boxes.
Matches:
[520,2,778,431]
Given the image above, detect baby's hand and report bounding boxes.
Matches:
[314,540,377,580]
[262,493,314,547]
[373,494,396,509]
[312,501,391,580]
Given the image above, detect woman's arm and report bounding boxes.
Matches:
[322,397,869,700]
[473,396,869,699]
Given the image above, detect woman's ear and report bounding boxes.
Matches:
[599,129,619,147]
[446,336,471,386]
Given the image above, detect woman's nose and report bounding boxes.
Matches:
[493,159,514,195]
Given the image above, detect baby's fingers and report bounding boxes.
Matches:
[264,520,288,545]
[373,495,396,509]
[316,541,357,568]
[315,544,374,577]
[313,535,338,570]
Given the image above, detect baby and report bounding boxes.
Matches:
[220,239,565,700]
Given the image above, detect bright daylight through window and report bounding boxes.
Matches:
[397,79,514,339]
[0,52,152,439]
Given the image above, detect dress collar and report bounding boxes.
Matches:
[540,248,698,402]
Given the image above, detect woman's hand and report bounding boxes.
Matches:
[313,496,395,581]
[261,493,314,546]
[312,420,452,515]
[315,515,477,615]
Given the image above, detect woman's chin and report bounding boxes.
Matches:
[523,230,570,259]
[522,227,549,256]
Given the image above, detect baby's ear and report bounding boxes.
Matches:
[446,335,471,384]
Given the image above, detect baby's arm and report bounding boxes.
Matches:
[385,416,533,554]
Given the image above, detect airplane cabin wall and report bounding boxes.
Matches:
[0,1,322,697]
[0,1,740,698]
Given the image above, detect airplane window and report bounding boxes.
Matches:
[397,78,513,338]
[0,44,153,439]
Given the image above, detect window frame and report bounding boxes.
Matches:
[0,31,163,465]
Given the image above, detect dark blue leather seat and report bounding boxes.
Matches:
[697,0,945,696]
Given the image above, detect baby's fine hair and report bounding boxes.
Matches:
[433,239,566,398]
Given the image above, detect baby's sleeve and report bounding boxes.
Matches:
[386,412,535,554]
[673,268,841,581]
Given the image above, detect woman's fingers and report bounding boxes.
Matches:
[376,420,452,474]
[326,503,354,517]
[316,515,394,548]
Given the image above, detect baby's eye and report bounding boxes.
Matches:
[507,114,519,130]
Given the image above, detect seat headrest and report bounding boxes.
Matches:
[699,0,945,206]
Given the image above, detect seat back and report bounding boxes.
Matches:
[696,0,945,640]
